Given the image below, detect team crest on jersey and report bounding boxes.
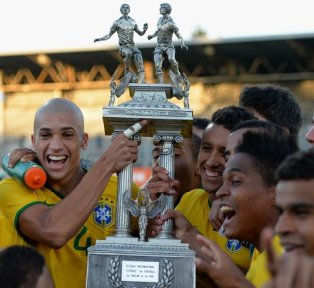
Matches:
[226,239,242,253]
[93,202,113,227]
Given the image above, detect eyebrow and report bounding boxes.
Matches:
[277,203,314,211]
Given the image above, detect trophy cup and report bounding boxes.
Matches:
[87,4,195,287]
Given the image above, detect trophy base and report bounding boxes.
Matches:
[86,237,196,288]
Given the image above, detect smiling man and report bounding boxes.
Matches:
[194,130,298,288]
[275,148,314,254]
[262,148,314,287]
[0,98,149,287]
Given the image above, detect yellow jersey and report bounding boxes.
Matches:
[176,189,252,270]
[246,235,283,287]
[0,176,138,288]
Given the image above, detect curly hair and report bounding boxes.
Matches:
[239,84,302,136]
[276,148,314,181]
[211,105,256,131]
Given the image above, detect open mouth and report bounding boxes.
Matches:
[281,243,305,253]
[221,205,236,220]
[47,155,67,164]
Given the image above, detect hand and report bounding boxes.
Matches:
[6,148,38,168]
[143,23,148,31]
[147,35,153,40]
[149,210,194,240]
[146,166,179,200]
[195,234,252,288]
[209,199,225,231]
[181,44,188,50]
[99,120,147,173]
[94,38,100,43]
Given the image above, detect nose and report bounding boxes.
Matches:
[215,183,229,198]
[205,150,225,168]
[305,125,314,146]
[274,212,295,236]
[49,135,63,150]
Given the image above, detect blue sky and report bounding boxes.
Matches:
[1,0,314,54]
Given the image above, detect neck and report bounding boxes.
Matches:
[47,168,86,196]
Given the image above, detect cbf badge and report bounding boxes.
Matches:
[226,239,242,253]
[93,203,113,227]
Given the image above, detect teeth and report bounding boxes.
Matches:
[221,205,233,213]
[49,155,66,161]
[204,169,220,177]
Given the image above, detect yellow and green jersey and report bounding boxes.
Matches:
[176,189,252,271]
[0,176,138,288]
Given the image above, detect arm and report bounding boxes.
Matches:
[94,24,117,42]
[134,23,148,36]
[174,30,188,50]
[147,30,158,40]
[18,120,147,248]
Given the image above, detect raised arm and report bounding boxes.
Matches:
[17,121,147,248]
[134,23,148,36]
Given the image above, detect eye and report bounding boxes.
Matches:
[63,132,74,139]
[39,132,50,139]
[230,176,242,186]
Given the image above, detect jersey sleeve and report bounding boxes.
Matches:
[0,178,47,230]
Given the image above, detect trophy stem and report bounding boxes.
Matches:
[153,134,183,239]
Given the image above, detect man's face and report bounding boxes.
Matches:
[152,139,200,203]
[275,179,314,256]
[31,111,88,187]
[305,116,314,147]
[198,124,229,194]
[216,153,275,244]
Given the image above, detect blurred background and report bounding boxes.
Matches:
[1,0,314,185]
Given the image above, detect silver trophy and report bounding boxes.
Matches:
[87,4,195,287]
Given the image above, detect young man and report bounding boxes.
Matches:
[0,98,171,287]
[195,131,298,288]
[210,120,289,231]
[263,148,314,287]
[152,106,257,274]
[0,245,54,288]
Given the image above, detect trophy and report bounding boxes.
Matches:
[87,4,195,287]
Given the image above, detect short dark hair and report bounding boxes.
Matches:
[211,105,256,131]
[193,117,210,130]
[236,131,299,186]
[231,119,286,134]
[276,148,314,181]
[239,84,302,136]
[0,246,45,288]
[191,133,202,160]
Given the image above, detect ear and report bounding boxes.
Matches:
[194,162,201,176]
[31,134,37,150]
[81,132,89,150]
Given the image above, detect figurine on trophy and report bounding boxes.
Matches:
[148,3,188,84]
[123,188,167,242]
[148,3,190,108]
[94,3,148,83]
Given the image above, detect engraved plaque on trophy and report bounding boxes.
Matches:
[87,4,195,287]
